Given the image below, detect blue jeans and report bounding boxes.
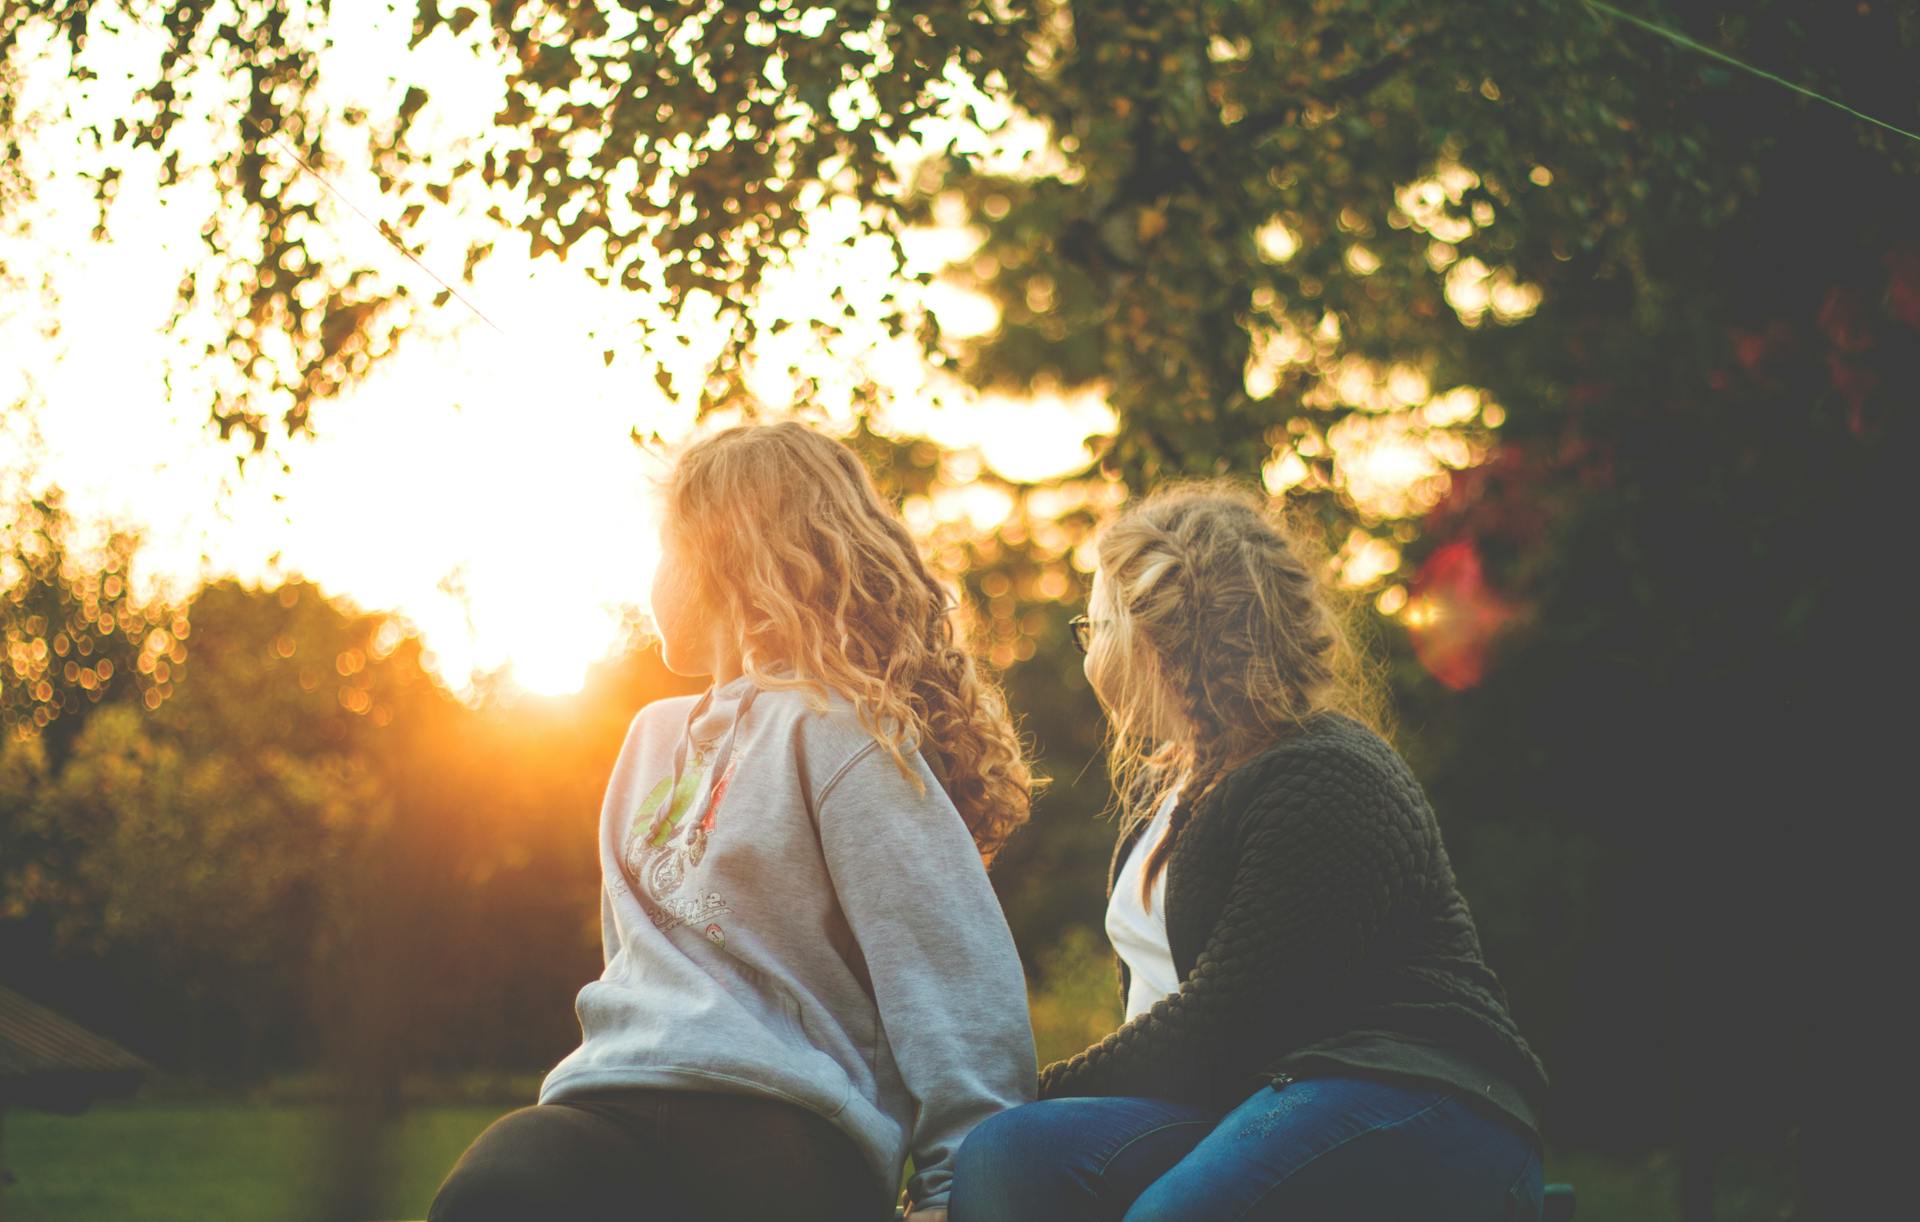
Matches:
[951,1074,1542,1222]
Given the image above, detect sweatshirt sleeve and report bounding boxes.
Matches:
[816,744,1037,1211]
[598,883,618,967]
[1038,742,1413,1101]
[598,709,648,970]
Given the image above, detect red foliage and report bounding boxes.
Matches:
[1827,354,1879,438]
[1816,287,1874,354]
[1406,538,1517,692]
[1728,320,1796,378]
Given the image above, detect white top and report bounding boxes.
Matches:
[1105,787,1183,1021]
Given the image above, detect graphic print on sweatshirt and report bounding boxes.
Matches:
[621,751,741,945]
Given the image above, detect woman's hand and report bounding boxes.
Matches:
[904,1209,948,1222]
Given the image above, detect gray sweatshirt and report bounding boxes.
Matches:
[539,673,1037,1209]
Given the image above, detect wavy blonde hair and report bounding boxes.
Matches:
[1087,482,1384,900]
[664,422,1033,863]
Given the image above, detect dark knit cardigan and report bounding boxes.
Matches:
[1038,714,1549,1134]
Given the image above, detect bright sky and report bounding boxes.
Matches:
[0,6,1114,697]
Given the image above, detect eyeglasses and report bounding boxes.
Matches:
[1068,615,1107,654]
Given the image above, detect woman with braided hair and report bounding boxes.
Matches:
[951,483,1548,1222]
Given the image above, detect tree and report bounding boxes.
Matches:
[0,1,1669,471]
[0,568,702,1084]
[0,578,428,1072]
[1,485,174,766]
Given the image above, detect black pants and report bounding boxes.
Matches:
[428,1086,885,1222]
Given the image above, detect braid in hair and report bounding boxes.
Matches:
[1091,482,1380,904]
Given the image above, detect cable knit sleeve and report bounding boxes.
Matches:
[1038,738,1425,1101]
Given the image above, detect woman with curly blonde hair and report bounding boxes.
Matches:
[431,422,1037,1222]
[952,483,1547,1222]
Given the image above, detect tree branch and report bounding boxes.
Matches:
[1238,28,1444,140]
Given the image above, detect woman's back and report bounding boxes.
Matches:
[543,677,1036,1206]
[1060,713,1547,1131]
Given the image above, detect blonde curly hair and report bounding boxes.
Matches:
[1087,482,1384,900]
[665,422,1034,863]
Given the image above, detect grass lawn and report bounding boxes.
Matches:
[4,1099,503,1222]
[5,1096,1789,1220]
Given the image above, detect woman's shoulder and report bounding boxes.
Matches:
[734,679,902,780]
[602,694,701,771]
[1216,715,1427,828]
[629,692,702,734]
[1237,712,1403,775]
[744,682,942,807]
[631,676,912,783]
[746,678,864,736]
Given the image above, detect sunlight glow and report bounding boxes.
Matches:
[0,7,1125,699]
[1256,217,1300,263]
[1333,529,1403,588]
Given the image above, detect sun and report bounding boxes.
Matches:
[486,587,653,699]
[509,648,602,698]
